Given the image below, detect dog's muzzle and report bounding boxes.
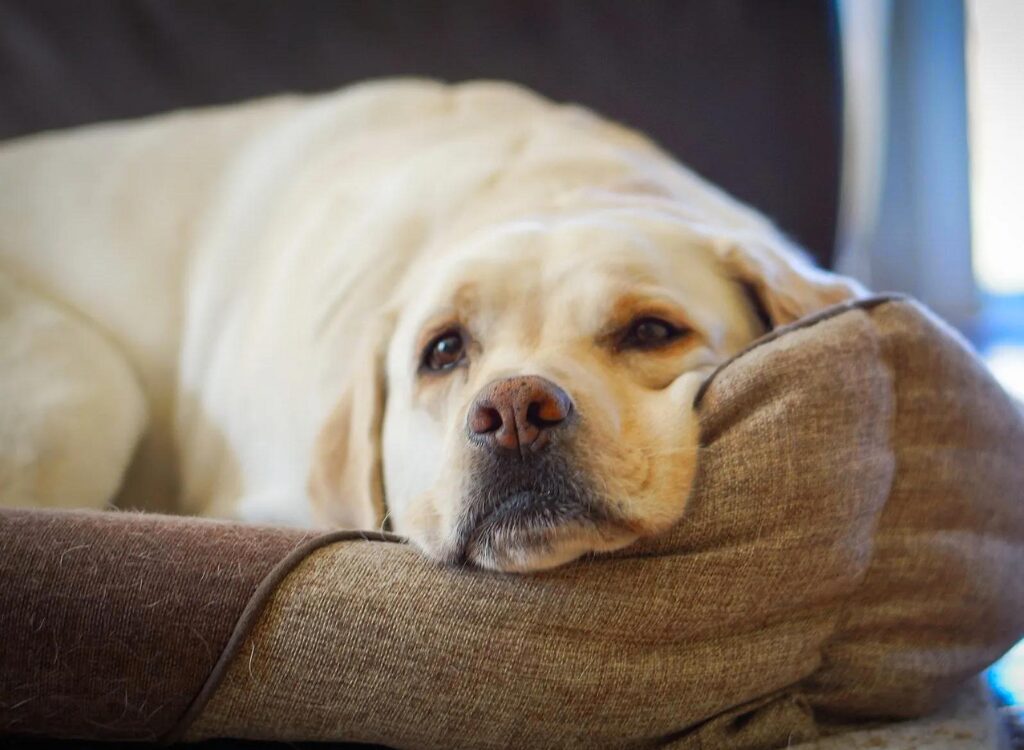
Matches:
[441,376,628,570]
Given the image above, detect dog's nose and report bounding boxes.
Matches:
[468,376,573,454]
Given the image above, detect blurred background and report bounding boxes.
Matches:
[1,1,1020,397]
[0,0,1020,736]
[836,0,1024,405]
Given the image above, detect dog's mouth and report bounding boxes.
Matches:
[439,452,639,572]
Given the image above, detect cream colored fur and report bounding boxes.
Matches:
[0,80,862,570]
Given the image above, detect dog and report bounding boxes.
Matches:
[0,80,862,572]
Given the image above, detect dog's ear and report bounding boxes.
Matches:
[308,318,392,530]
[577,181,864,327]
[710,230,866,328]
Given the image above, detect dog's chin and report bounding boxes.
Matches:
[437,490,640,573]
[467,521,639,573]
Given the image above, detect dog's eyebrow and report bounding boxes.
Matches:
[449,281,483,314]
[415,311,464,352]
[601,291,694,332]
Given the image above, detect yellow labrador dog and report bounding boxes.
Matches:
[0,80,862,572]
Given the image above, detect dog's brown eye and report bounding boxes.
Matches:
[621,317,688,350]
[423,329,466,371]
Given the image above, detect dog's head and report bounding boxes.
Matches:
[310,206,860,572]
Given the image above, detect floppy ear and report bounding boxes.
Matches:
[575,179,864,327]
[308,319,391,530]
[710,230,866,328]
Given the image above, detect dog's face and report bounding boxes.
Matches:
[310,207,860,572]
[383,213,764,572]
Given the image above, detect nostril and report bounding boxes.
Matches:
[469,377,573,452]
[470,405,502,435]
[526,395,572,428]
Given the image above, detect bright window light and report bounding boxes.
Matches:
[967,0,1024,294]
[989,637,1024,707]
[983,344,1024,402]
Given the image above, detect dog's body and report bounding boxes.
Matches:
[0,80,861,570]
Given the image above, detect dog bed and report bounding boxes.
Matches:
[2,295,1022,750]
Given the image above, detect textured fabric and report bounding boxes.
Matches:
[181,298,1024,749]
[802,304,1024,718]
[0,509,315,741]
[797,678,1001,749]
[2,298,1022,749]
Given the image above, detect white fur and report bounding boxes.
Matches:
[0,80,861,533]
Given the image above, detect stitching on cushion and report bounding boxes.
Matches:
[162,529,404,744]
[693,293,908,408]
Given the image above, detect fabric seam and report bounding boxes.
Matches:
[161,529,404,744]
[693,293,907,408]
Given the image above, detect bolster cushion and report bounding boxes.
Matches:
[1,295,1022,749]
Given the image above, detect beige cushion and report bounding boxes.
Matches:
[174,297,1024,749]
[797,678,1002,750]
[2,297,1020,748]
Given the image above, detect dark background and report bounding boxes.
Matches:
[0,0,842,267]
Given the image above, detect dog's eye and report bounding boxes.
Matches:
[422,329,466,371]
[620,317,688,350]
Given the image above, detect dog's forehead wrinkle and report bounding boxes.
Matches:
[447,212,674,282]
[419,225,719,355]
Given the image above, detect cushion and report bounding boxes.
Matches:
[2,295,1022,749]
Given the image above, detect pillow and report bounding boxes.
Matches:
[2,295,1022,750]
